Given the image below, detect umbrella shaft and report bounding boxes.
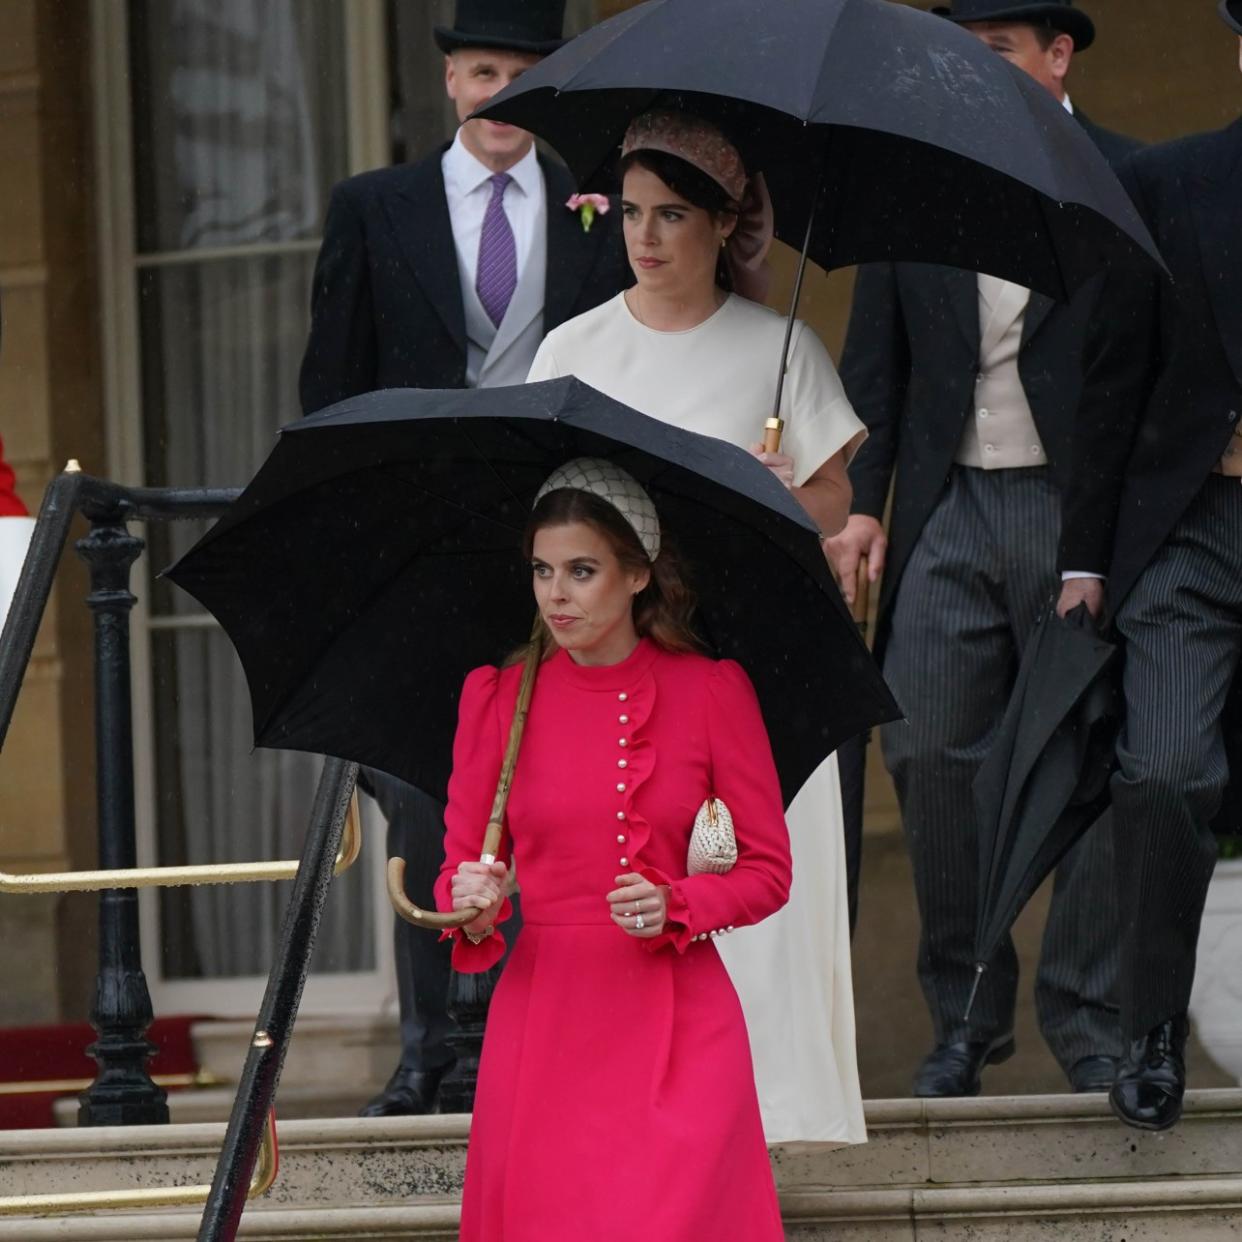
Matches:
[770,165,825,431]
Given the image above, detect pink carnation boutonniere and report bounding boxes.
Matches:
[566,193,610,233]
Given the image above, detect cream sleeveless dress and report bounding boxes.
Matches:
[528,292,868,1145]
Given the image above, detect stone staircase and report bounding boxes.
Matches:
[4,1090,1242,1240]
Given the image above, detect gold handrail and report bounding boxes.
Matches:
[0,1068,223,1096]
[0,1107,278,1217]
[0,795,361,894]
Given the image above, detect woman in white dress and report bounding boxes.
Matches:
[528,109,868,1145]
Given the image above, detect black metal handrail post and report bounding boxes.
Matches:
[75,511,167,1125]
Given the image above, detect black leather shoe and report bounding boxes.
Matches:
[359,1063,452,1118]
[1109,1014,1188,1132]
[912,1035,1015,1097]
[1067,1055,1119,1093]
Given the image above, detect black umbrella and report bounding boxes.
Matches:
[164,378,899,810]
[477,0,1163,302]
[965,603,1119,1016]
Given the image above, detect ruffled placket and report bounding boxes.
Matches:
[545,639,660,882]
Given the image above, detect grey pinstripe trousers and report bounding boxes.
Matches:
[1112,474,1242,1041]
[881,467,1122,1070]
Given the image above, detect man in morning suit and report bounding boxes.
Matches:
[829,0,1138,1097]
[300,0,627,1116]
[1092,0,1242,1131]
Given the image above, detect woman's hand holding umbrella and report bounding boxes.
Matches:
[450,860,510,936]
[749,443,795,490]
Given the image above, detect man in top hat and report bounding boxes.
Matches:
[1082,0,1242,1130]
[300,0,627,1117]
[829,0,1139,1097]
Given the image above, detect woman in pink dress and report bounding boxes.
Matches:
[434,458,791,1241]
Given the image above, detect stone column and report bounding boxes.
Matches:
[0,0,107,1024]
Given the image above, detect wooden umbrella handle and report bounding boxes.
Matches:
[852,555,871,630]
[387,621,545,930]
[762,417,784,454]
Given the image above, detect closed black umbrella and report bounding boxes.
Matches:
[164,378,899,808]
[478,0,1163,302]
[965,603,1119,1015]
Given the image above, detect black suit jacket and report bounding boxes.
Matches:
[1098,118,1242,608]
[299,148,628,414]
[839,111,1142,658]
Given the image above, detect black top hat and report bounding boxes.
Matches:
[434,0,568,56]
[1221,0,1242,36]
[931,0,1096,51]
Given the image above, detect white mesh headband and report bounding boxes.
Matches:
[534,457,662,562]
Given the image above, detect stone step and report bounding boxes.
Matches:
[3,1091,1242,1240]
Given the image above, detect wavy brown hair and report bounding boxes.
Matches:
[512,487,703,662]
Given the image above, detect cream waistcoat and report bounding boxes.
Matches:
[955,274,1048,470]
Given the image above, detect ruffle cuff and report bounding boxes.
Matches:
[638,866,694,955]
[439,895,512,973]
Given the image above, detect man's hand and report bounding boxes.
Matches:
[1056,577,1106,621]
[823,514,887,608]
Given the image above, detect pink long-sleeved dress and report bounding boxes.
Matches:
[435,638,791,1241]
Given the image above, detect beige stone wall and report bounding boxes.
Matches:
[0,0,106,1024]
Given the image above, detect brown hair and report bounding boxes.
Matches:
[515,487,703,659]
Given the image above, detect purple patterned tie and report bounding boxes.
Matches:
[476,173,517,327]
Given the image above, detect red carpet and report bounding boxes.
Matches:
[0,1017,206,1128]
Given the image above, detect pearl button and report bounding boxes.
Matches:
[617,782,626,792]
[620,857,629,866]
[617,759,628,769]
[1030,445,1041,455]
[617,811,626,821]
[618,738,628,748]
[977,408,989,419]
[617,834,626,843]
[619,714,629,724]
[618,693,628,702]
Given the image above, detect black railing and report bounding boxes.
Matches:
[0,466,359,1238]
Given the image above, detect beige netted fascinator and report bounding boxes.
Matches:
[535,457,661,562]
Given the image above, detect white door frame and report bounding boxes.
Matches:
[89,0,397,1020]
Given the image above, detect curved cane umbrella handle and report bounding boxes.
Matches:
[386,815,508,929]
[386,622,543,930]
[386,857,479,929]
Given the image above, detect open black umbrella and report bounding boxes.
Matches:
[965,603,1119,1015]
[164,378,899,809]
[478,0,1163,302]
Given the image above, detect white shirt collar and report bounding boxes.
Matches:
[443,129,541,200]
[1062,93,1074,115]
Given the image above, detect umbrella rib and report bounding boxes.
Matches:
[366,462,527,534]
[455,424,526,512]
[252,490,523,742]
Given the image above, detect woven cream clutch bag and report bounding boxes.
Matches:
[687,797,737,875]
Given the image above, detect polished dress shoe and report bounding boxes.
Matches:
[912,1035,1015,1097]
[1109,1014,1189,1132]
[359,1063,452,1118]
[1067,1054,1120,1093]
